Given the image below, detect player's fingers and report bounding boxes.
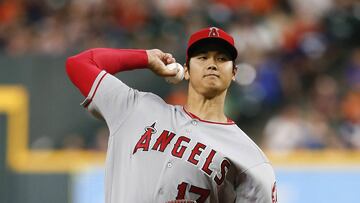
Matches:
[164,53,176,64]
[151,58,178,77]
[148,50,178,77]
[161,66,178,77]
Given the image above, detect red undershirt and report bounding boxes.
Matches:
[65,48,148,97]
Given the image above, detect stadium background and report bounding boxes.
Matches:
[1,0,360,202]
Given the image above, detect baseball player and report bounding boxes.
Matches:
[66,27,277,203]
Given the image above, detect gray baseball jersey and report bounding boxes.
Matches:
[83,70,277,203]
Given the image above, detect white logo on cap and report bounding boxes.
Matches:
[208,27,220,37]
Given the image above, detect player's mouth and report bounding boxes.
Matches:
[203,74,220,78]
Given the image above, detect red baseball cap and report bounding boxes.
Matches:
[186,27,238,60]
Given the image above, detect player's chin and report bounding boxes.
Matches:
[202,79,228,91]
[201,84,227,98]
[202,78,221,87]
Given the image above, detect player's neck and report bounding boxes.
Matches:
[185,86,228,123]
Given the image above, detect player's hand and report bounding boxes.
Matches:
[146,49,178,77]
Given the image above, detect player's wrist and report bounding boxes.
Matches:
[146,49,162,71]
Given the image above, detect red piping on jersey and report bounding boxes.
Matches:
[182,107,235,125]
[83,72,107,108]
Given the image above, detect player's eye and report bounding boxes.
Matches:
[197,56,207,60]
[217,55,230,62]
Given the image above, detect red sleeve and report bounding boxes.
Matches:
[65,48,148,96]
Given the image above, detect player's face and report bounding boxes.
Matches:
[185,46,236,98]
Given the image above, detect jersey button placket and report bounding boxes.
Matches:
[191,119,198,126]
[167,161,173,168]
[158,188,164,195]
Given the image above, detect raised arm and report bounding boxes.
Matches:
[65,48,177,97]
[65,48,178,126]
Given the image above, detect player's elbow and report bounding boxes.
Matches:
[65,51,100,97]
[65,56,83,81]
[65,49,95,77]
[65,57,74,80]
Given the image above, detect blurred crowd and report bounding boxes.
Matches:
[2,0,360,152]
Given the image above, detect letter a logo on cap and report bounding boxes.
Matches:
[208,27,220,37]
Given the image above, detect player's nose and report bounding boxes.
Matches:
[207,64,218,71]
[206,56,218,71]
[207,57,217,70]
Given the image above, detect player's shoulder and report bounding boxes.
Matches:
[226,124,256,143]
[228,125,270,168]
[136,91,177,112]
[139,91,168,105]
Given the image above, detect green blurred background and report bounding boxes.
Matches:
[1,0,360,202]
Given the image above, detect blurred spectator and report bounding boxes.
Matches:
[61,133,85,150]
[344,48,360,89]
[310,75,339,121]
[302,108,344,149]
[338,49,360,148]
[111,0,150,31]
[0,0,23,26]
[342,91,360,124]
[254,55,283,106]
[323,0,360,47]
[340,90,360,148]
[215,0,276,15]
[262,103,343,152]
[165,85,188,106]
[262,104,308,152]
[31,135,55,149]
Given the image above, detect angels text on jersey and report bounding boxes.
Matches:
[132,122,231,187]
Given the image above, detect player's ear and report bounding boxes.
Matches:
[184,63,190,80]
[232,63,237,81]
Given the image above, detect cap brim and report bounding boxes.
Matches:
[187,38,238,60]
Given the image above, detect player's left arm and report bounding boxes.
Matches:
[235,163,277,203]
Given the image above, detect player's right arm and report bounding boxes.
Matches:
[65,48,177,128]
